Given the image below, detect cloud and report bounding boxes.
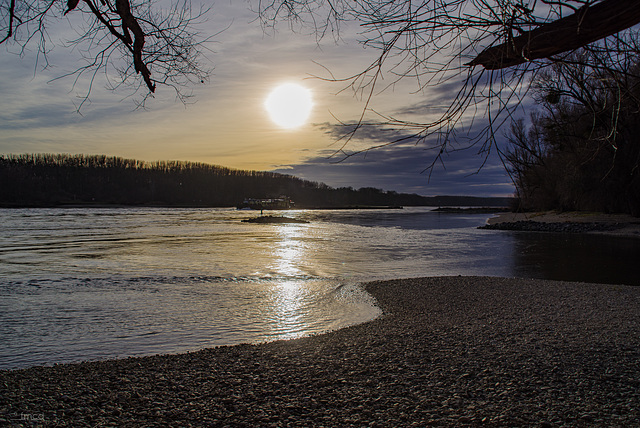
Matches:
[272,75,520,197]
[289,67,532,197]
[272,130,515,197]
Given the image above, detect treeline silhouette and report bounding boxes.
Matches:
[505,46,640,216]
[0,153,510,208]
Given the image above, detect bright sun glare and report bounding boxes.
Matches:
[265,83,313,129]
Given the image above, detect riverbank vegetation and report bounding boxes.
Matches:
[505,35,640,216]
[0,154,510,208]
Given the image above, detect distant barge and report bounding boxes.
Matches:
[237,197,294,210]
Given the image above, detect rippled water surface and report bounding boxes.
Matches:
[2,207,639,369]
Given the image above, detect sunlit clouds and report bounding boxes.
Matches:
[0,2,515,196]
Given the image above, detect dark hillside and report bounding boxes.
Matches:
[0,154,512,208]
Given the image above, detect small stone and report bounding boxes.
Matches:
[580,414,595,422]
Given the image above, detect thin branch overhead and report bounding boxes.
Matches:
[1,0,212,107]
[258,1,640,171]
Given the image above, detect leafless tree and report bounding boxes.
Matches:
[1,0,212,108]
[504,37,640,214]
[257,1,640,172]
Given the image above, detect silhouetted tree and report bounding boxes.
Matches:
[505,42,640,215]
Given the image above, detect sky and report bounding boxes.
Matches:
[0,1,516,197]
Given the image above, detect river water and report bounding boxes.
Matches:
[1,207,639,370]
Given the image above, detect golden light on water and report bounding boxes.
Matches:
[271,223,308,337]
[272,224,305,277]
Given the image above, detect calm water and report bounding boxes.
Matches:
[1,207,639,370]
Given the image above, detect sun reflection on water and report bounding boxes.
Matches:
[271,223,307,277]
[272,280,306,339]
[270,223,310,338]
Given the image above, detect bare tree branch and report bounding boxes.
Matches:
[470,0,640,69]
[1,0,211,107]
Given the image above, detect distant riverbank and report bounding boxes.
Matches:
[2,276,639,426]
[484,210,640,238]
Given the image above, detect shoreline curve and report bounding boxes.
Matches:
[2,276,640,426]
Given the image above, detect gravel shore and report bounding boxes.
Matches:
[486,211,640,238]
[480,220,625,234]
[2,276,640,427]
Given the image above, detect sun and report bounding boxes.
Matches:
[265,83,313,129]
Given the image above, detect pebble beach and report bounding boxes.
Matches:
[2,276,640,427]
[486,211,640,238]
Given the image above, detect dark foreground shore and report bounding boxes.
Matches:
[2,276,640,427]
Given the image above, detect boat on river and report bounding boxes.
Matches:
[237,197,294,210]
